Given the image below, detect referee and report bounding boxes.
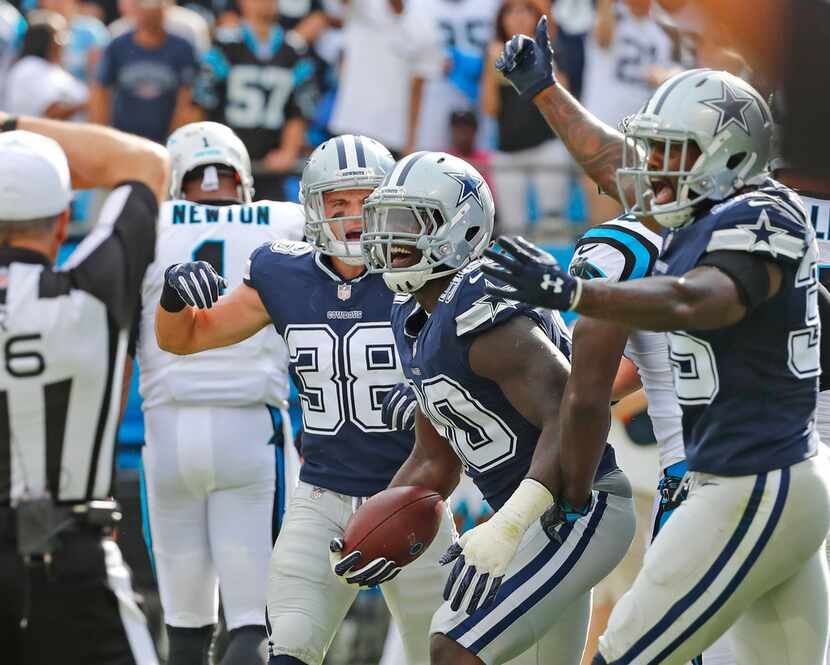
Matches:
[0,114,169,665]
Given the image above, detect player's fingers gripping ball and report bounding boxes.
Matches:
[329,485,445,587]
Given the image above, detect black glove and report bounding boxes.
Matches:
[540,495,594,544]
[329,537,402,587]
[161,261,227,312]
[481,236,582,311]
[495,15,558,102]
[381,383,417,431]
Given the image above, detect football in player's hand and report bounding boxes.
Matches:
[341,485,445,568]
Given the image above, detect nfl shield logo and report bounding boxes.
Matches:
[337,283,352,301]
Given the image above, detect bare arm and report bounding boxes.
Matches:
[469,315,571,496]
[155,282,271,355]
[388,409,463,500]
[88,83,111,125]
[575,263,782,331]
[533,84,627,201]
[593,0,616,48]
[404,76,424,154]
[481,43,501,118]
[168,86,196,133]
[9,114,169,201]
[612,355,643,401]
[293,10,329,44]
[558,317,629,507]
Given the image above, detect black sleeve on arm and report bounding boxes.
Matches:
[66,181,158,329]
[698,250,771,312]
[817,282,830,392]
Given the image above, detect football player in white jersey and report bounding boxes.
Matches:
[565,214,736,665]
[135,122,304,665]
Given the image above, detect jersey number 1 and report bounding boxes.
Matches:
[193,240,226,295]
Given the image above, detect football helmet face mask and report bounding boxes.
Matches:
[615,68,773,229]
[301,135,395,266]
[167,122,254,202]
[362,152,495,294]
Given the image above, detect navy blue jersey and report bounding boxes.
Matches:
[391,261,618,510]
[654,179,820,475]
[244,240,412,496]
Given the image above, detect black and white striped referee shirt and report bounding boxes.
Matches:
[0,181,157,506]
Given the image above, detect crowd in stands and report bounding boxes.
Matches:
[0,0,710,241]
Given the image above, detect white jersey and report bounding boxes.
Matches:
[137,199,304,410]
[581,3,676,127]
[414,0,500,150]
[569,215,685,469]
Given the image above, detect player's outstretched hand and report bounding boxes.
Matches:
[160,261,227,312]
[329,537,401,587]
[381,383,417,432]
[495,15,558,102]
[482,236,582,311]
[439,515,523,615]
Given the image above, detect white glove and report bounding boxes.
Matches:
[440,479,553,615]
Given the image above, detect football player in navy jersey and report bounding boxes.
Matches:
[487,34,830,664]
[356,151,636,665]
[154,135,456,665]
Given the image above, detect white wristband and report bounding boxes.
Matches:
[568,277,583,312]
[497,478,555,533]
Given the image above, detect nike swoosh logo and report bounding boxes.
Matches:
[469,273,483,284]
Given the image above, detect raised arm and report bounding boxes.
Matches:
[495,16,627,201]
[155,265,271,355]
[6,113,170,202]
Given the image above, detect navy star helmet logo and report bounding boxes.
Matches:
[700,81,755,136]
[445,171,484,209]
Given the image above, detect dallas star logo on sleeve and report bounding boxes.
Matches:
[707,208,806,260]
[445,171,485,209]
[455,279,519,335]
[700,81,756,135]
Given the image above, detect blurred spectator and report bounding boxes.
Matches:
[580,0,677,224]
[5,10,88,116]
[481,0,570,236]
[0,0,25,107]
[446,110,493,195]
[328,0,442,158]
[193,0,316,200]
[551,0,594,100]
[278,0,327,45]
[90,0,197,142]
[41,0,109,82]
[414,0,500,152]
[110,0,211,54]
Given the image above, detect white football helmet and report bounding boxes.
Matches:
[362,152,495,294]
[167,122,254,202]
[616,69,772,229]
[301,134,395,266]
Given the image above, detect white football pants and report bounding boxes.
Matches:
[143,404,290,630]
[266,480,455,665]
[599,456,830,665]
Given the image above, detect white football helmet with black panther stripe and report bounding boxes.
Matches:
[301,135,395,266]
[362,151,495,294]
[616,69,773,229]
[167,122,254,203]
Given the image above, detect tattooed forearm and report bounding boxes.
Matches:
[533,85,628,203]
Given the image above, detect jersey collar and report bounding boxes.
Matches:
[241,22,284,60]
[0,246,51,267]
[313,251,370,284]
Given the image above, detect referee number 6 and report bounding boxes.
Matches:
[4,333,45,378]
